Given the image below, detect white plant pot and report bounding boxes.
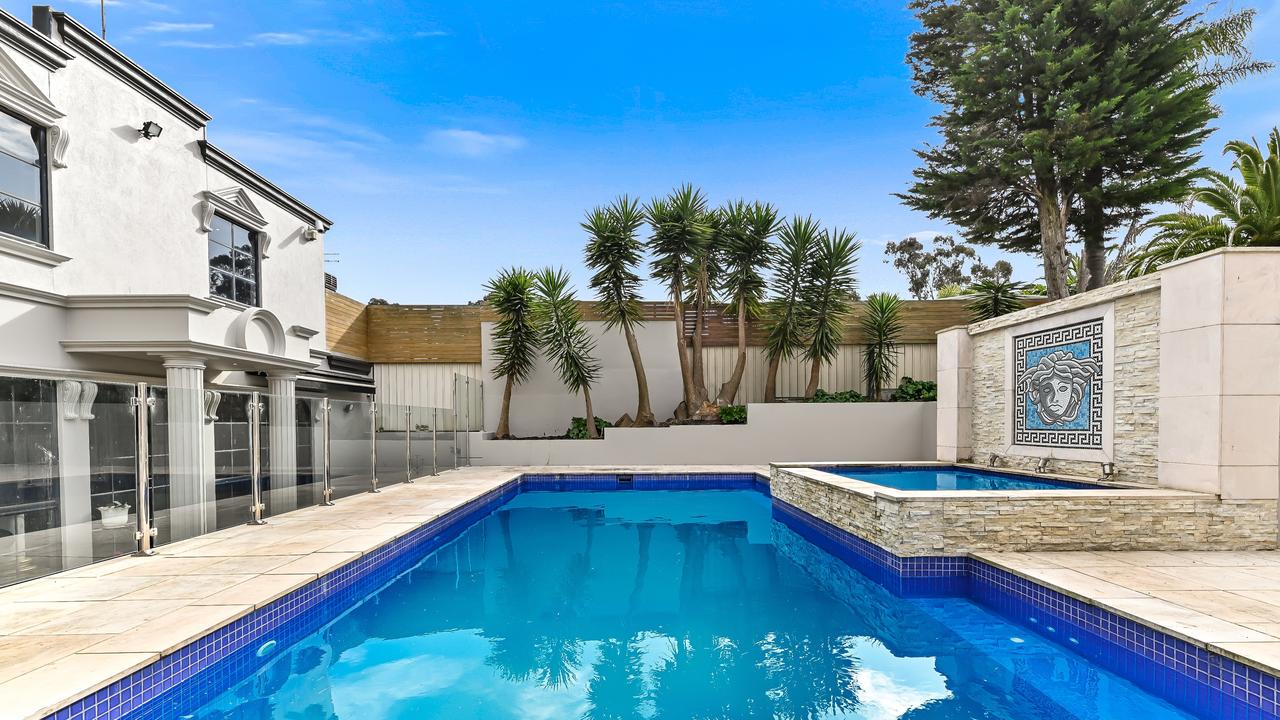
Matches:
[98,505,130,529]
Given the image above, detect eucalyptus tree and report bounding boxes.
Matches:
[645,185,712,414]
[859,292,903,399]
[716,200,782,404]
[800,229,860,398]
[484,267,539,439]
[1123,129,1280,277]
[761,216,820,402]
[533,268,603,439]
[583,195,655,426]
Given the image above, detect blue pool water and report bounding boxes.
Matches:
[171,488,1193,719]
[825,465,1105,491]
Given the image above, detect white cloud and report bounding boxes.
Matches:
[427,129,527,157]
[159,27,384,49]
[135,21,212,33]
[414,30,450,38]
[251,32,311,46]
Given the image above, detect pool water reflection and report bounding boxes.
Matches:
[184,489,1192,719]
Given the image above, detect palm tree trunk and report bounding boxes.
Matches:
[583,386,598,439]
[764,353,781,402]
[623,323,655,426]
[495,374,514,439]
[672,291,696,414]
[690,299,708,408]
[717,297,748,404]
[805,356,821,398]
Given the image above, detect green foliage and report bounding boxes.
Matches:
[859,292,903,398]
[582,195,646,331]
[645,184,712,302]
[567,416,612,439]
[937,283,966,299]
[718,200,782,321]
[717,404,748,424]
[808,389,867,403]
[801,228,861,369]
[532,267,601,394]
[901,0,1220,299]
[891,376,938,402]
[965,279,1030,321]
[1123,129,1280,277]
[761,216,821,364]
[883,235,1010,300]
[484,267,540,385]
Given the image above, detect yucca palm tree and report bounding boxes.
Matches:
[1123,129,1280,277]
[761,216,820,402]
[646,185,712,415]
[966,279,1030,321]
[860,292,903,399]
[583,196,655,426]
[715,200,781,404]
[484,267,538,439]
[800,229,860,399]
[533,268,603,438]
[686,208,723,410]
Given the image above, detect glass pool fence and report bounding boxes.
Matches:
[0,372,482,589]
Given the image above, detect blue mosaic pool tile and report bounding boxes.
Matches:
[41,471,1280,720]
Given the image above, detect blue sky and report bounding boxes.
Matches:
[13,0,1280,303]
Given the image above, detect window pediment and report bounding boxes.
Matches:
[199,187,268,232]
[0,46,61,126]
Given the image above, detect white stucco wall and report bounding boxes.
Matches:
[469,401,936,466]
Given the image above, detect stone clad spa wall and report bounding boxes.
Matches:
[938,248,1280,504]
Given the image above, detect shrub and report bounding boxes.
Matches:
[808,388,867,403]
[718,404,748,424]
[567,416,612,439]
[891,376,938,401]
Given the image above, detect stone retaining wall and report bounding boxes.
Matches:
[771,467,1277,555]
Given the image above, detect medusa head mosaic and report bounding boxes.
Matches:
[1013,318,1104,449]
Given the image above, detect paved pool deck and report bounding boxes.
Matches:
[2,464,1279,719]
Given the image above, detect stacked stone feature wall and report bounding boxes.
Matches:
[970,283,1160,484]
[771,467,1277,555]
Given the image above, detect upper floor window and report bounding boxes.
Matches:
[208,215,259,306]
[0,109,47,247]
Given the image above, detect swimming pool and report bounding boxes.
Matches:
[97,475,1243,720]
[823,465,1106,491]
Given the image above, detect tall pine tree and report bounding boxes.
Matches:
[902,0,1221,299]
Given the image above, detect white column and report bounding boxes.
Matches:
[56,380,92,568]
[267,374,298,514]
[163,356,209,541]
[935,326,973,463]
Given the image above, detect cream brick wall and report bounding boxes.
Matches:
[772,467,1277,555]
[969,285,1161,484]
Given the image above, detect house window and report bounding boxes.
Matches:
[0,109,47,247]
[208,215,259,306]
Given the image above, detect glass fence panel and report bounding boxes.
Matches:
[211,391,256,530]
[328,398,374,501]
[408,406,444,478]
[260,395,324,519]
[452,374,482,467]
[0,377,139,588]
[375,402,411,488]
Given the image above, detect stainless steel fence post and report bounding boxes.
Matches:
[321,398,334,505]
[247,392,267,525]
[405,406,413,483]
[432,408,438,476]
[369,401,380,493]
[452,406,459,470]
[132,382,156,556]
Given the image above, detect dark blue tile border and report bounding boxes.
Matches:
[39,471,1279,720]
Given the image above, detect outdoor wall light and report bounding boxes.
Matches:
[137,121,163,139]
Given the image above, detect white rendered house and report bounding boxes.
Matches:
[0,7,374,585]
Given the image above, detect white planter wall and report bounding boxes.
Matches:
[469,401,936,466]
